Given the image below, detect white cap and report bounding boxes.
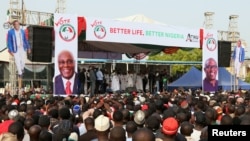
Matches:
[11,102,17,106]
[95,115,110,132]
[134,110,145,125]
[134,100,140,106]
[68,132,78,141]
[20,101,26,105]
[139,96,146,103]
[8,109,19,119]
[27,100,32,105]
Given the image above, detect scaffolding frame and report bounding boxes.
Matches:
[7,0,55,96]
[228,15,240,91]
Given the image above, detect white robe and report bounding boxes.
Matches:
[127,74,134,88]
[136,75,143,91]
[111,74,120,92]
[120,75,127,91]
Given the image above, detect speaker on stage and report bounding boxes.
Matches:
[27,26,53,62]
[218,41,232,67]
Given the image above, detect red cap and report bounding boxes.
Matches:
[132,91,137,96]
[163,104,169,108]
[141,104,148,111]
[180,100,188,109]
[13,99,20,105]
[162,117,178,135]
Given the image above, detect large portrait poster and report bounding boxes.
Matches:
[202,29,218,92]
[54,13,78,96]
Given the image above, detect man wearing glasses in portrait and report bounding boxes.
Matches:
[54,50,78,95]
[203,57,218,92]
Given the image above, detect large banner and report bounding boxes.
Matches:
[54,13,78,96]
[85,17,200,48]
[202,29,218,92]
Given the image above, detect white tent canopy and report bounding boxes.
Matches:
[118,14,162,61]
[116,14,166,25]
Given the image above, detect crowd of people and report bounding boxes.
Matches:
[77,66,171,97]
[3,13,248,141]
[0,88,250,141]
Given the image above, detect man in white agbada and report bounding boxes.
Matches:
[120,73,127,91]
[111,71,120,92]
[127,72,134,88]
[104,72,110,89]
[135,73,143,91]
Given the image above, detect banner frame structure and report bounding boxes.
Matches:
[53,13,78,96]
[202,29,219,93]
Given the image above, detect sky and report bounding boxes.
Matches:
[1,0,249,57]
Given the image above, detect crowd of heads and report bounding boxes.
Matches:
[0,88,249,141]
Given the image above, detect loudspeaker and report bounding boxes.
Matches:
[27,26,53,62]
[218,41,232,67]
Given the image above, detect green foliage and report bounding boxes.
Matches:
[245,72,250,83]
[148,48,202,75]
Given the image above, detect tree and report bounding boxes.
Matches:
[148,48,202,75]
[245,72,250,83]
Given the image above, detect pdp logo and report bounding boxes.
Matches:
[94,25,106,39]
[59,24,76,42]
[206,38,217,51]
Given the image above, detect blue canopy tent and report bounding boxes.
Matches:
[168,66,202,90]
[218,67,250,90]
[168,67,250,91]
